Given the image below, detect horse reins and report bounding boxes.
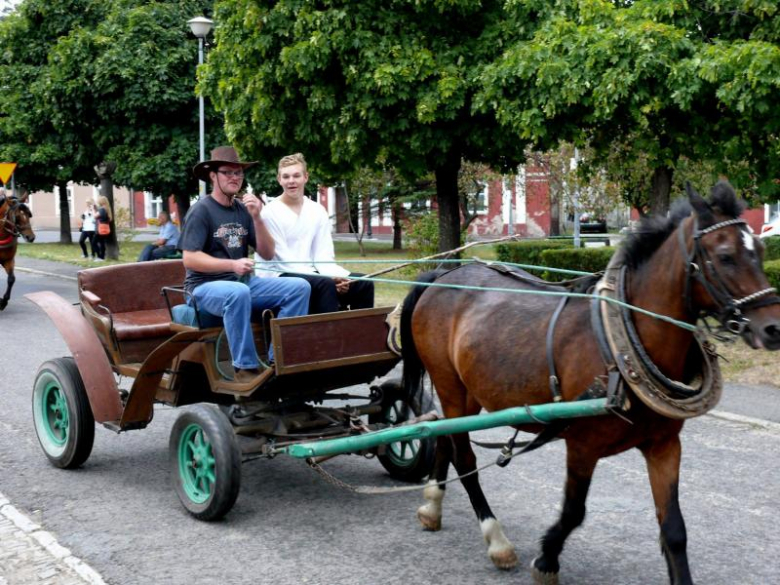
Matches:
[678,216,780,335]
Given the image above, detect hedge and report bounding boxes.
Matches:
[762,236,780,261]
[764,259,780,290]
[539,247,616,281]
[494,240,572,274]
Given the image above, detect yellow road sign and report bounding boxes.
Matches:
[0,163,17,185]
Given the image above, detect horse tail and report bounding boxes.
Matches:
[401,270,443,406]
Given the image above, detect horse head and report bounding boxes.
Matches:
[683,181,780,350]
[1,193,36,244]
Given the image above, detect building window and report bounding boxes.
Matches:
[145,192,163,220]
[469,182,488,214]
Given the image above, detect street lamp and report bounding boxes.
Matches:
[188,16,214,200]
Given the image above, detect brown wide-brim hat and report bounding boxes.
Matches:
[192,146,258,182]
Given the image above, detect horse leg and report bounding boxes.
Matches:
[450,431,518,570]
[640,435,693,585]
[0,263,13,311]
[417,435,452,531]
[531,448,598,584]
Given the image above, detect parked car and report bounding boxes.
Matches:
[759,217,780,239]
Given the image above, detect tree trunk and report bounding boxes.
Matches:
[391,199,403,250]
[174,193,191,229]
[549,191,561,236]
[95,162,119,260]
[435,152,462,254]
[649,166,673,217]
[57,180,72,244]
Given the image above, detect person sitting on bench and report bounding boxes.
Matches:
[137,211,180,262]
[254,153,374,314]
[182,146,311,383]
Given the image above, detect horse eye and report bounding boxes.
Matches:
[718,253,736,265]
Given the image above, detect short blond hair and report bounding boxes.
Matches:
[278,153,307,174]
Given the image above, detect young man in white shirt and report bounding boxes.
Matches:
[255,153,374,314]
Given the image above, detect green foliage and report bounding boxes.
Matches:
[405,212,442,258]
[476,1,780,208]
[204,0,533,252]
[495,240,573,271]
[763,259,780,291]
[763,237,780,262]
[539,247,615,281]
[0,0,224,204]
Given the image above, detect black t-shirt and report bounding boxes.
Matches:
[180,196,257,294]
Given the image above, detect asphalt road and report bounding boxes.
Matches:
[1,269,779,584]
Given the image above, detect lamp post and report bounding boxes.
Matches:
[188,16,214,200]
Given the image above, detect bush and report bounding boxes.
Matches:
[495,240,573,275]
[405,212,440,258]
[539,247,615,281]
[762,236,780,262]
[763,259,780,290]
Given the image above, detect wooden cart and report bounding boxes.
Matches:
[27,260,435,520]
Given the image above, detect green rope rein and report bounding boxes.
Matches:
[254,259,698,333]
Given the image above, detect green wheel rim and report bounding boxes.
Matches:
[34,372,70,454]
[384,400,420,466]
[178,423,216,504]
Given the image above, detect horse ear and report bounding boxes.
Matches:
[686,182,710,215]
[17,189,29,204]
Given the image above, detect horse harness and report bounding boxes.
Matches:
[483,214,779,420]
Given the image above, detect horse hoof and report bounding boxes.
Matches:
[416,506,441,531]
[489,546,518,570]
[530,557,559,585]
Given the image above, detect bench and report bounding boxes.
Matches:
[79,261,187,363]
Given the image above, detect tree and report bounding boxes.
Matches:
[0,0,108,243]
[203,0,531,252]
[477,1,780,215]
[45,0,226,232]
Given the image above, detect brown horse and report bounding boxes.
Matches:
[401,181,780,584]
[0,190,36,311]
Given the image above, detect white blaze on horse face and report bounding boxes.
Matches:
[742,230,755,252]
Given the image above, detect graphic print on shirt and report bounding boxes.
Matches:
[213,222,247,250]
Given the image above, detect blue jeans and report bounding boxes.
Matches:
[191,276,310,369]
[138,244,177,262]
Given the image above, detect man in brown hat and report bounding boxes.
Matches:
[180,146,311,383]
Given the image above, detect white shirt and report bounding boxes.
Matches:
[255,197,350,278]
[81,211,96,231]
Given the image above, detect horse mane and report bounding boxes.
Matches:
[622,181,745,269]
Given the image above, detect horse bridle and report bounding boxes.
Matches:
[678,216,780,335]
[0,198,32,240]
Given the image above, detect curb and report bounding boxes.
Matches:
[707,409,780,432]
[0,493,107,584]
[15,266,78,282]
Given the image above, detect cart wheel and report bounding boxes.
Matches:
[369,378,436,482]
[170,404,241,521]
[32,358,95,469]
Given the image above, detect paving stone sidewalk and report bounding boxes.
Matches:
[0,495,106,585]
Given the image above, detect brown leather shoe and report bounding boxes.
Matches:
[234,368,261,383]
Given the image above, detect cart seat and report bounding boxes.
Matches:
[113,309,176,340]
[79,260,187,342]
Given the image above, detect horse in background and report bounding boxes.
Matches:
[401,181,780,584]
[0,189,36,310]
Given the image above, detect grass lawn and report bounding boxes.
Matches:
[15,238,775,387]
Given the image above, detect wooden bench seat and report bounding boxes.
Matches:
[78,261,186,362]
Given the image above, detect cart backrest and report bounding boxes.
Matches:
[78,260,185,314]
